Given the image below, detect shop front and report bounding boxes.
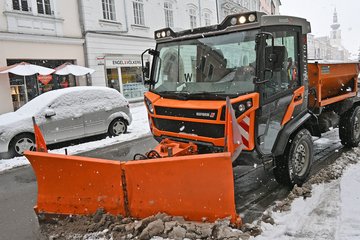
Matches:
[105,55,148,101]
[7,59,78,110]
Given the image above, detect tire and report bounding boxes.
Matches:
[339,106,360,147]
[8,133,36,158]
[108,118,127,137]
[273,129,313,187]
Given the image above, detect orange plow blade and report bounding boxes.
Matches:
[25,150,239,224]
[25,151,126,218]
[124,152,238,223]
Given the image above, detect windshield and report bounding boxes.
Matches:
[152,29,259,98]
[15,90,57,115]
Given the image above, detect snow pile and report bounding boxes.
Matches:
[255,147,360,240]
[41,211,251,240]
[0,103,149,173]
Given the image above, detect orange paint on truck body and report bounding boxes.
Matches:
[145,91,259,151]
[308,62,359,108]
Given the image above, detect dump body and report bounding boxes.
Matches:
[308,62,359,108]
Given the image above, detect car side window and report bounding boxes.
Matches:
[48,92,85,118]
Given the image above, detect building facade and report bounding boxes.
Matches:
[217,0,281,22]
[307,9,350,61]
[80,0,217,102]
[0,0,282,114]
[0,0,85,114]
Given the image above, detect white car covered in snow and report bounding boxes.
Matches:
[0,86,132,158]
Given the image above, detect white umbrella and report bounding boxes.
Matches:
[0,62,54,102]
[54,62,95,76]
[0,62,54,76]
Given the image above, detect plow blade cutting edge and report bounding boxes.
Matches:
[25,151,240,224]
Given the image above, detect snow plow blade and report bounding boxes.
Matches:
[25,151,126,220]
[124,152,238,223]
[25,151,239,224]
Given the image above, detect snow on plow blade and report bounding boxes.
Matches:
[25,151,239,224]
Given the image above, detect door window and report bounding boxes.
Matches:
[261,27,300,101]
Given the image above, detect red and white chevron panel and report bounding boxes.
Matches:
[238,115,250,148]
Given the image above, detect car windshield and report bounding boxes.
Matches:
[152,29,259,98]
[15,90,58,116]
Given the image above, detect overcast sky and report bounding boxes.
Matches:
[280,0,360,56]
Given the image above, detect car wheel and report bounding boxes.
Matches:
[8,133,36,157]
[273,129,313,187]
[339,106,360,147]
[108,118,127,137]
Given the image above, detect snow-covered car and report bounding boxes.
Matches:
[0,86,132,158]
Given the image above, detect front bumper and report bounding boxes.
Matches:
[0,135,10,153]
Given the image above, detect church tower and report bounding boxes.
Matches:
[330,8,342,47]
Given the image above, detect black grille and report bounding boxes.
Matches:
[155,106,218,120]
[152,118,225,138]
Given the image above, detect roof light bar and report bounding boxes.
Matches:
[154,28,175,39]
[222,12,259,27]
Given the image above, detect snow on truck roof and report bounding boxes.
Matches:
[308,60,360,64]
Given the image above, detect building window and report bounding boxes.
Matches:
[133,0,145,25]
[271,0,275,14]
[37,0,52,15]
[244,0,250,9]
[102,0,116,21]
[204,12,211,26]
[189,8,197,28]
[12,0,29,11]
[164,2,174,27]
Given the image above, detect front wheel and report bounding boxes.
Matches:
[8,133,36,158]
[108,118,127,137]
[274,129,313,187]
[339,106,360,147]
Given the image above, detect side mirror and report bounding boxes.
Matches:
[265,46,287,71]
[44,108,56,118]
[143,61,150,79]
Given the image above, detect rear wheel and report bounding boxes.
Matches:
[8,133,36,158]
[274,129,313,187]
[108,118,127,137]
[339,106,360,147]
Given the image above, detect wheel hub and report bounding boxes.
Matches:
[113,121,125,135]
[15,138,35,155]
[293,143,309,176]
[354,112,360,139]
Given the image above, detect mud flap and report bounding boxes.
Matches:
[25,151,239,224]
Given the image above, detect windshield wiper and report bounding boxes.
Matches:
[153,90,190,100]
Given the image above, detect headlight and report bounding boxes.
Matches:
[238,104,246,112]
[239,16,246,24]
[144,97,154,114]
[248,14,256,22]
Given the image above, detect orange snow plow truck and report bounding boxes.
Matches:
[25,12,360,225]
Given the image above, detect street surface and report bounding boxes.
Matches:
[0,129,343,239]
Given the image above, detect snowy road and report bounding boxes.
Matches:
[0,103,150,240]
[0,102,355,239]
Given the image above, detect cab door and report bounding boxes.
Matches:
[255,26,304,155]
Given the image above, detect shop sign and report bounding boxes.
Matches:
[96,57,105,65]
[37,75,53,85]
[106,57,143,67]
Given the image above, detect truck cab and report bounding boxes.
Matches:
[143,12,360,186]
